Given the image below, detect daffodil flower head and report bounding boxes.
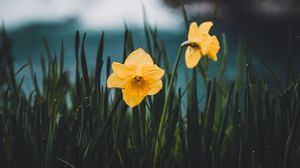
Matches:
[183,21,220,68]
[107,48,164,108]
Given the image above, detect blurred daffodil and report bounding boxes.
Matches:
[107,48,164,108]
[182,21,220,68]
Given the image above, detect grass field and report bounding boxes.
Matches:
[1,7,300,168]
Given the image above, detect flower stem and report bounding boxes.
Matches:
[153,46,183,167]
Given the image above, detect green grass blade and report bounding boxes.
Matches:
[95,32,104,90]
[80,33,90,94]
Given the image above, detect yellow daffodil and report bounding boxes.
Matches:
[107,48,164,108]
[183,21,220,68]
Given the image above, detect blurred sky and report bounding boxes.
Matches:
[0,0,182,30]
[1,0,300,30]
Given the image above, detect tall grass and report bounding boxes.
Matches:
[1,17,300,168]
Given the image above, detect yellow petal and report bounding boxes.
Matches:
[188,22,201,42]
[198,21,213,34]
[107,73,127,88]
[207,35,220,62]
[141,65,164,81]
[199,33,211,55]
[148,80,163,95]
[122,88,145,108]
[124,48,154,67]
[185,46,202,69]
[112,62,134,79]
